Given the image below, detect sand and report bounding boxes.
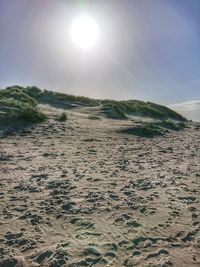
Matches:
[0,105,200,267]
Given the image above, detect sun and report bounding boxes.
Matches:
[70,15,99,50]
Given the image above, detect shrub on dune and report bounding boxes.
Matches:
[18,107,47,123]
[0,87,47,124]
[56,112,67,122]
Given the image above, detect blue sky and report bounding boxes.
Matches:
[0,0,199,104]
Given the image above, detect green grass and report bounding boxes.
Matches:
[102,104,127,119]
[0,86,46,124]
[56,112,67,122]
[0,86,37,106]
[101,100,186,121]
[156,119,186,130]
[18,107,46,123]
[121,123,165,137]
[38,89,99,107]
[121,119,186,137]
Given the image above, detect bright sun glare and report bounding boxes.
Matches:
[70,15,99,50]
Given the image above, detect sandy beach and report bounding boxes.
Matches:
[0,105,200,267]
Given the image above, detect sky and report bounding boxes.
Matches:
[0,0,200,104]
[169,100,200,121]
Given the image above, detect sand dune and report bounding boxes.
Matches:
[0,105,200,267]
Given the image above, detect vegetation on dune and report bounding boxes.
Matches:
[101,100,186,121]
[56,112,67,122]
[18,107,46,123]
[0,86,188,138]
[44,90,99,106]
[0,85,187,124]
[156,119,186,130]
[31,88,99,107]
[0,86,37,107]
[121,119,186,138]
[10,85,187,121]
[0,86,46,124]
[121,123,165,137]
[101,105,127,120]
